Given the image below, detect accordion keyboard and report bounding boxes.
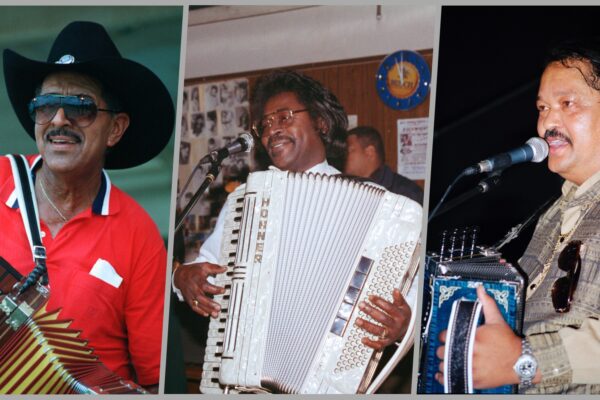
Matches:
[200,190,245,394]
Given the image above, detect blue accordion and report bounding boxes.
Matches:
[418,252,525,394]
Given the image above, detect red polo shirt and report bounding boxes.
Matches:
[0,155,165,386]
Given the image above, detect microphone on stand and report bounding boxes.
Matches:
[199,132,254,165]
[429,137,549,222]
[463,137,549,176]
[177,132,254,202]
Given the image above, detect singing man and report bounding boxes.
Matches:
[436,38,600,394]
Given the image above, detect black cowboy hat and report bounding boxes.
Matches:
[3,21,175,169]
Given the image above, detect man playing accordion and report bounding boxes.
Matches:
[436,39,600,394]
[173,70,417,391]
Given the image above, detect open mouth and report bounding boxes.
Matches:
[268,136,294,152]
[544,129,571,150]
[45,129,82,145]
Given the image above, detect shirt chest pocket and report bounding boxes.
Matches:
[55,265,125,323]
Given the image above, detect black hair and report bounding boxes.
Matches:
[545,38,600,91]
[347,125,386,164]
[250,70,348,162]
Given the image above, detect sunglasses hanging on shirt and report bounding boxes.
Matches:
[552,240,583,313]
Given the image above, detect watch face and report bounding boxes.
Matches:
[376,50,431,110]
[516,354,537,378]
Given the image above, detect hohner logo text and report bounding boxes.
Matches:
[255,196,270,263]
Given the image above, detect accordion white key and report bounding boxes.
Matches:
[200,170,422,394]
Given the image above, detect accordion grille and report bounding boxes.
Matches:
[262,174,383,392]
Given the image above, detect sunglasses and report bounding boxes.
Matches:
[28,94,120,128]
[552,240,583,313]
[251,108,308,138]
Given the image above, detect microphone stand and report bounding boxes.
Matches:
[429,171,503,220]
[174,157,223,234]
[177,160,203,202]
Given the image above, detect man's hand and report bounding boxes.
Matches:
[435,285,523,389]
[173,261,226,318]
[355,288,411,350]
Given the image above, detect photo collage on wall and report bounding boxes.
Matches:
[178,78,252,260]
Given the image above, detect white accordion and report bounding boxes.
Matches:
[200,170,422,394]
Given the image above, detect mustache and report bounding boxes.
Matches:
[544,129,572,144]
[267,133,294,148]
[45,127,82,143]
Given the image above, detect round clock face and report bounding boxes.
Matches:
[376,50,431,110]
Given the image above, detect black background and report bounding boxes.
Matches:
[428,6,600,263]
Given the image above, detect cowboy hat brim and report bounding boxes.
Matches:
[3,48,175,169]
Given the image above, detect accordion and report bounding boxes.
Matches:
[0,257,147,394]
[200,170,422,394]
[418,229,526,394]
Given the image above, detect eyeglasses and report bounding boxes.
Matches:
[552,240,583,313]
[28,94,120,128]
[251,108,308,137]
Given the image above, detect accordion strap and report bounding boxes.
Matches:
[444,299,482,394]
[7,154,48,292]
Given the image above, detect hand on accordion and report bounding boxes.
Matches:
[355,288,411,350]
[434,285,526,389]
[173,261,227,318]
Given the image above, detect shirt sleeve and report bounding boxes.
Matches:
[172,201,228,301]
[552,318,600,383]
[527,330,572,387]
[526,318,600,387]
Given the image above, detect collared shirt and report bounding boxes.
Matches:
[560,168,600,235]
[0,155,165,385]
[519,169,600,392]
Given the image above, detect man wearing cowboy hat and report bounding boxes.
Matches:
[0,21,174,390]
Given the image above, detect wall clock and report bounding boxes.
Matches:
[376,50,430,111]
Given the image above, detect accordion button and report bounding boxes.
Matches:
[337,302,353,320]
[330,317,346,336]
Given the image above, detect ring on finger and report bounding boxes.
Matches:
[381,327,388,339]
[192,298,199,308]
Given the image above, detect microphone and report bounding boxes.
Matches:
[463,137,549,176]
[199,132,254,165]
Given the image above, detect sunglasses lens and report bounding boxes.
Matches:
[552,276,571,312]
[64,101,97,127]
[28,95,98,127]
[558,240,580,272]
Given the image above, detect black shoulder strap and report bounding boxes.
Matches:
[7,154,48,293]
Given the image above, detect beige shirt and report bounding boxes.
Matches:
[557,169,600,384]
[560,168,600,235]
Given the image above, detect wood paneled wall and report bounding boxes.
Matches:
[186,49,432,188]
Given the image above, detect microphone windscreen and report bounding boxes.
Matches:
[239,132,255,153]
[526,137,549,163]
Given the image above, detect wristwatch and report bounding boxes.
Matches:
[513,337,538,389]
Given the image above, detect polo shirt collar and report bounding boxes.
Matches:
[3,155,116,216]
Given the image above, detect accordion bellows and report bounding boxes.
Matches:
[0,259,146,394]
[201,171,422,394]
